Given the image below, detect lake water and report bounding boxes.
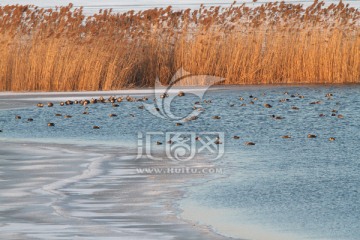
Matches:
[0,85,359,239]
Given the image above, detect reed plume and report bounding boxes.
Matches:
[0,1,359,91]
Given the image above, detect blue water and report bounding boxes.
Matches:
[1,85,360,239]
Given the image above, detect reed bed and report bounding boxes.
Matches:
[0,1,359,91]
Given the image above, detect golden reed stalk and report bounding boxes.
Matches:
[0,1,359,91]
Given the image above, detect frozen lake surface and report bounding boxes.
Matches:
[0,85,360,239]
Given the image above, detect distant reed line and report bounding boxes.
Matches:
[0,0,359,91]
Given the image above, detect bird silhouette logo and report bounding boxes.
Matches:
[143,68,225,121]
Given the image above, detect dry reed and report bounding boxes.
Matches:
[0,0,359,91]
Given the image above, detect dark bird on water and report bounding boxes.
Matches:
[264,103,272,108]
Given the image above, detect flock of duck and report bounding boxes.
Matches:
[3,90,343,146]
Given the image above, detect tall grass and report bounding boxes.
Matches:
[0,1,359,91]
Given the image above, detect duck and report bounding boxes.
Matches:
[109,96,116,102]
[310,101,321,105]
[325,93,333,97]
[117,97,123,102]
[299,95,305,99]
[109,113,117,117]
[47,102,54,107]
[241,103,246,107]
[65,100,74,105]
[112,103,119,107]
[239,97,244,101]
[271,115,284,120]
[307,134,317,138]
[279,99,289,103]
[233,136,240,139]
[245,142,255,146]
[214,136,222,145]
[176,123,183,126]
[48,122,55,127]
[27,118,33,122]
[282,135,291,139]
[264,103,272,108]
[337,114,344,119]
[184,116,198,122]
[60,102,65,106]
[83,107,89,115]
[37,103,44,107]
[15,115,21,119]
[90,98,97,104]
[55,113,62,117]
[99,96,105,102]
[160,93,168,99]
[291,106,299,110]
[156,141,163,145]
[212,116,221,120]
[329,137,336,141]
[64,115,72,118]
[178,91,185,97]
[93,125,100,129]
[319,114,326,117]
[74,100,79,104]
[126,96,133,102]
